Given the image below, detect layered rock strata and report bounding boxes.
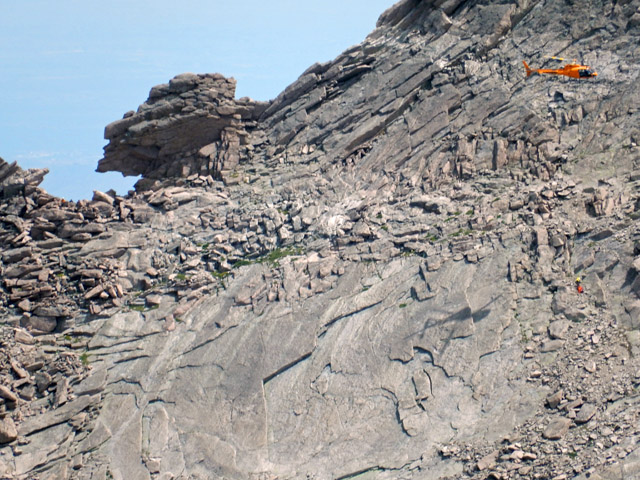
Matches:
[98,73,269,185]
[1,0,640,479]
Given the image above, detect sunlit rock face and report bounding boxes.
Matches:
[2,0,640,479]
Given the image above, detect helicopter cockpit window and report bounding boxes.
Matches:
[579,69,594,77]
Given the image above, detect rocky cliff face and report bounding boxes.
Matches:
[2,0,640,479]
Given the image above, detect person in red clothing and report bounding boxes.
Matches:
[576,277,584,294]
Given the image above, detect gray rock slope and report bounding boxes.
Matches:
[1,0,640,478]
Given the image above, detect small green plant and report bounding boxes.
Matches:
[568,451,577,459]
[520,331,529,344]
[80,352,90,366]
[450,228,472,238]
[201,243,209,250]
[381,224,389,231]
[211,271,230,280]
[130,305,146,312]
[427,234,439,242]
[56,272,66,278]
[176,273,187,281]
[517,316,530,344]
[399,303,408,309]
[232,259,254,268]
[466,209,474,216]
[63,334,72,342]
[362,286,370,292]
[257,246,304,267]
[376,213,383,219]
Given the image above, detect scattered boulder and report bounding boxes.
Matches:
[0,417,17,444]
[543,417,573,440]
[575,403,597,424]
[548,319,570,340]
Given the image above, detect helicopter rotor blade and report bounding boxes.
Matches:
[543,55,581,64]
[543,55,566,62]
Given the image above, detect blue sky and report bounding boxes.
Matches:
[1,1,393,200]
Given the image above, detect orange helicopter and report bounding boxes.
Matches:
[523,56,597,79]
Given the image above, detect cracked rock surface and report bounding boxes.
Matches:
[2,0,640,478]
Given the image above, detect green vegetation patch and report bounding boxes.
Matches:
[231,246,305,269]
[257,246,304,267]
[232,259,254,268]
[211,271,230,280]
[80,352,90,366]
[449,228,473,238]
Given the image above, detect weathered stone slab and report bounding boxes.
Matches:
[75,369,108,397]
[543,417,572,440]
[0,417,17,444]
[14,422,73,476]
[19,394,100,436]
[575,403,597,424]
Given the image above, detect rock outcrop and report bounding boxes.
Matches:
[2,0,640,479]
[98,73,269,185]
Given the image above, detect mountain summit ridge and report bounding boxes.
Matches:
[1,0,640,478]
